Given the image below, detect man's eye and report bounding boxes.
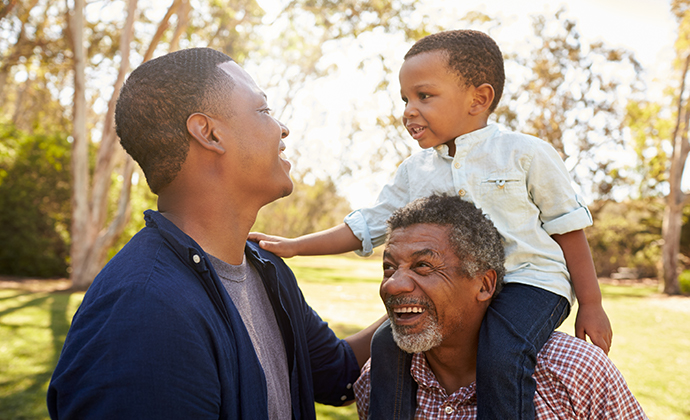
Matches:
[260,107,272,114]
[414,261,433,273]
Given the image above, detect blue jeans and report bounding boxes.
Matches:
[476,283,570,420]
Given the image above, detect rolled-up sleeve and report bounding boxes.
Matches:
[527,141,593,236]
[344,162,411,256]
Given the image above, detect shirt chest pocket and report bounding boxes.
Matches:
[479,174,530,212]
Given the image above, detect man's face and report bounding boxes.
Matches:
[213,61,293,204]
[380,224,481,353]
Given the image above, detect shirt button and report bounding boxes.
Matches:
[458,189,466,197]
[454,161,461,169]
[444,406,454,414]
[346,383,352,389]
[340,395,347,401]
[192,254,201,264]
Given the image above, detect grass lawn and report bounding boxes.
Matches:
[1,255,689,420]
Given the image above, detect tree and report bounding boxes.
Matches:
[2,0,434,287]
[494,9,643,200]
[627,0,690,294]
[658,0,690,295]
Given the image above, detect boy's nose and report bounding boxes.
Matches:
[403,103,418,119]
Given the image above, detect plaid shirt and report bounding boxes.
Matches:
[354,332,648,419]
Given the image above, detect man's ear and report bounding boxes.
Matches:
[477,269,497,303]
[187,113,225,154]
[469,83,495,116]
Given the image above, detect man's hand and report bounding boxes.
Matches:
[247,232,298,258]
[575,302,613,355]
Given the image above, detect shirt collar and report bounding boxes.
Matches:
[410,352,477,403]
[143,209,269,272]
[433,124,500,158]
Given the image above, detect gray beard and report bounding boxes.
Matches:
[390,318,443,353]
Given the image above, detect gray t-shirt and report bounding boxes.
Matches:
[208,254,291,420]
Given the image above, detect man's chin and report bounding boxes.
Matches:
[391,322,443,354]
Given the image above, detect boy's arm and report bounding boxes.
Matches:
[551,229,613,355]
[248,223,362,258]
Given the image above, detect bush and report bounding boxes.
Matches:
[679,270,690,294]
[586,199,662,278]
[0,125,71,277]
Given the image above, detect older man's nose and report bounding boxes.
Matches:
[382,270,416,296]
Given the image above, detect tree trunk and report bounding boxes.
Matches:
[69,0,138,289]
[68,0,187,289]
[69,0,91,289]
[661,54,690,295]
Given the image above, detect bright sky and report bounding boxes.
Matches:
[254,0,677,208]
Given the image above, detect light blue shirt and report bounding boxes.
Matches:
[344,124,592,305]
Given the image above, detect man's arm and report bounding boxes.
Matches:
[552,229,612,354]
[344,315,387,368]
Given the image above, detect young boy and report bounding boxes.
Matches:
[250,30,612,419]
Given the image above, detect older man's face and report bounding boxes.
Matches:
[380,223,483,353]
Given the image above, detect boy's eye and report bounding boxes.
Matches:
[260,107,272,114]
[401,96,408,104]
[419,93,430,100]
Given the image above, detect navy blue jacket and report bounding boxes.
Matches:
[47,210,360,419]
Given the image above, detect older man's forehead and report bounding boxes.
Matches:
[386,224,452,254]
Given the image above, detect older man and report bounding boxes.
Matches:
[48,48,382,420]
[354,194,647,419]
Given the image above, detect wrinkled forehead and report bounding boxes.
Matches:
[384,224,452,257]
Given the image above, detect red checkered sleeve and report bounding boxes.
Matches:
[353,359,372,420]
[534,332,648,419]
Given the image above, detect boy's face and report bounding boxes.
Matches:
[399,50,485,155]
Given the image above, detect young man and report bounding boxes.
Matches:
[354,194,647,420]
[47,48,381,420]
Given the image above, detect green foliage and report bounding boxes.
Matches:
[0,125,71,277]
[586,199,662,277]
[625,100,674,197]
[679,270,690,294]
[252,175,352,237]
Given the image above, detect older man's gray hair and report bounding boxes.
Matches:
[386,193,506,295]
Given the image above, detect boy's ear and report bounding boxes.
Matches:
[469,83,495,116]
[477,269,497,303]
[187,113,226,154]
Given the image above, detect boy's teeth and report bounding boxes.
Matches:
[279,152,287,159]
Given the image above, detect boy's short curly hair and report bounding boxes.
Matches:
[386,193,505,296]
[405,30,505,113]
[115,48,234,194]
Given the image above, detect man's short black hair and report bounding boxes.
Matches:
[386,193,505,295]
[115,48,234,194]
[405,30,505,113]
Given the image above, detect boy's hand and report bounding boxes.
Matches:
[575,302,613,355]
[247,232,298,258]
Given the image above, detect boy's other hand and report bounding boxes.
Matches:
[247,232,298,258]
[574,302,613,355]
